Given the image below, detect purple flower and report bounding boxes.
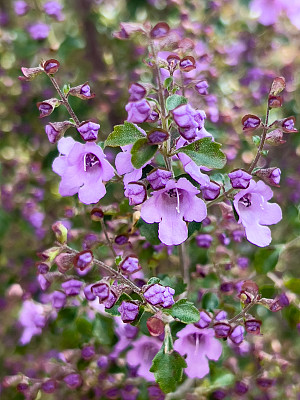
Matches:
[120,255,141,274]
[174,326,222,379]
[18,300,46,345]
[229,325,245,345]
[61,279,82,296]
[52,291,66,310]
[14,1,29,16]
[237,257,249,269]
[77,121,100,142]
[91,282,110,301]
[111,317,139,358]
[124,182,147,205]
[233,180,282,247]
[126,336,161,381]
[196,234,213,248]
[52,137,114,204]
[43,1,64,21]
[63,373,82,389]
[172,104,206,140]
[84,284,96,301]
[195,80,209,95]
[147,168,172,190]
[128,83,147,102]
[201,181,221,201]
[81,345,95,360]
[125,99,151,123]
[74,250,93,272]
[80,83,92,97]
[41,380,57,394]
[195,311,212,329]
[118,301,139,323]
[143,284,175,308]
[228,169,252,189]
[213,322,231,338]
[104,290,118,309]
[141,178,207,245]
[28,22,50,40]
[250,0,283,26]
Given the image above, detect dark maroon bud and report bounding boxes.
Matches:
[265,128,286,145]
[147,128,169,144]
[179,56,196,72]
[124,182,147,206]
[256,377,275,391]
[255,167,281,187]
[212,389,227,399]
[128,82,147,102]
[118,301,139,323]
[196,234,213,248]
[282,116,297,133]
[81,345,95,360]
[36,98,60,118]
[242,114,261,132]
[268,95,282,108]
[42,59,60,74]
[195,310,212,329]
[104,289,118,309]
[234,381,248,395]
[19,66,43,81]
[229,325,244,345]
[270,76,285,96]
[45,121,75,144]
[91,282,110,301]
[245,319,261,335]
[220,281,234,294]
[167,54,180,68]
[68,82,95,100]
[241,280,259,298]
[52,290,67,310]
[150,22,170,39]
[63,373,82,389]
[201,181,221,201]
[120,255,141,274]
[36,262,50,274]
[41,379,57,394]
[91,207,104,221]
[195,80,209,95]
[114,234,129,245]
[74,250,93,271]
[147,168,172,190]
[213,322,231,338]
[17,383,29,393]
[55,252,73,273]
[146,316,165,336]
[61,279,83,296]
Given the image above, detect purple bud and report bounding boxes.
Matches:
[125,99,151,123]
[124,182,147,206]
[38,274,51,291]
[44,1,64,21]
[232,230,245,242]
[201,181,221,200]
[38,102,53,117]
[268,95,282,108]
[61,279,83,296]
[212,390,227,400]
[215,310,228,321]
[228,169,252,189]
[241,114,261,131]
[28,22,50,40]
[52,291,67,310]
[143,284,175,308]
[195,311,212,328]
[114,235,129,245]
[195,234,213,248]
[91,207,104,221]
[128,83,146,102]
[17,383,29,393]
[91,282,110,302]
[45,121,74,144]
[121,384,139,400]
[179,56,196,72]
[41,379,57,394]
[81,345,95,360]
[230,325,244,345]
[97,355,109,369]
[220,282,234,294]
[256,377,275,390]
[282,116,297,133]
[213,322,231,338]
[120,255,141,274]
[147,129,169,144]
[195,80,209,95]
[118,301,139,323]
[150,22,170,39]
[147,168,172,190]
[245,319,261,335]
[63,373,82,389]
[43,59,60,74]
[84,284,96,301]
[146,109,159,123]
[278,292,289,307]
[74,250,93,271]
[68,82,95,100]
[255,167,281,187]
[234,381,248,395]
[237,257,249,269]
[104,289,118,309]
[80,83,91,97]
[37,262,50,274]
[77,121,100,142]
[14,1,29,16]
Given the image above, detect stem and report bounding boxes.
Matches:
[228,301,256,324]
[100,219,117,258]
[49,76,81,126]
[179,242,190,292]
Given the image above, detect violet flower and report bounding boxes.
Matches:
[147,168,172,190]
[52,137,114,204]
[118,301,139,323]
[141,178,207,245]
[174,325,222,379]
[77,121,100,142]
[14,1,29,16]
[233,180,282,247]
[61,279,82,296]
[128,83,147,102]
[125,99,151,123]
[143,284,175,308]
[172,104,207,140]
[228,169,252,189]
[43,1,64,21]
[124,182,147,205]
[18,300,46,345]
[28,22,50,40]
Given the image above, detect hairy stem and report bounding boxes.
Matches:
[179,242,190,292]
[100,219,117,258]
[228,301,256,324]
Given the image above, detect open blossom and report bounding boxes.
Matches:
[233,180,282,247]
[28,22,50,40]
[125,99,151,123]
[52,137,114,204]
[174,325,222,379]
[141,178,207,245]
[19,300,46,345]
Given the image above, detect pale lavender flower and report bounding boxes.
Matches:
[228,169,252,189]
[52,291,66,310]
[172,104,206,140]
[144,284,175,308]
[124,182,147,205]
[43,1,64,21]
[118,301,139,322]
[174,325,222,379]
[196,234,213,248]
[128,83,147,102]
[126,336,161,381]
[147,168,172,190]
[52,137,114,204]
[111,317,139,359]
[141,178,207,245]
[61,279,82,296]
[14,1,29,16]
[63,374,82,389]
[250,0,283,25]
[125,99,151,123]
[28,22,50,40]
[229,325,245,345]
[195,80,209,95]
[120,255,141,274]
[233,180,282,247]
[77,121,100,142]
[19,300,46,345]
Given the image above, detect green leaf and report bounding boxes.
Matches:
[202,292,219,311]
[175,137,226,169]
[254,248,279,274]
[105,121,145,147]
[136,218,160,245]
[188,221,202,236]
[148,277,161,285]
[131,138,157,169]
[166,94,187,111]
[164,77,173,90]
[164,299,200,323]
[252,135,261,146]
[284,278,300,295]
[211,371,235,387]
[150,348,187,393]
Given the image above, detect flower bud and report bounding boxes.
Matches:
[104,289,118,309]
[268,95,282,108]
[143,283,175,308]
[229,325,244,344]
[118,301,139,322]
[196,234,213,248]
[147,316,165,336]
[147,129,169,144]
[61,279,83,296]
[113,22,146,40]
[83,284,96,301]
[68,82,95,100]
[97,355,109,369]
[120,255,141,274]
[282,116,297,133]
[42,59,60,74]
[52,290,67,310]
[220,281,234,295]
[55,252,73,273]
[150,22,170,39]
[214,310,228,321]
[237,257,249,269]
[45,121,74,143]
[245,319,261,335]
[240,280,259,301]
[270,292,289,312]
[38,246,60,262]
[179,56,196,72]
[91,282,110,302]
[201,181,221,201]
[270,76,285,96]
[234,381,248,395]
[14,1,29,16]
[36,261,50,274]
[255,167,281,187]
[74,250,93,272]
[212,390,227,400]
[19,66,43,81]
[125,99,151,123]
[256,377,275,391]
[81,345,95,360]
[91,207,104,221]
[124,182,147,206]
[195,80,209,95]
[265,128,286,145]
[38,274,51,291]
[17,382,29,393]
[228,169,252,189]
[128,83,147,102]
[146,108,160,123]
[36,98,60,118]
[41,379,57,394]
[195,310,212,328]
[52,221,68,244]
[213,322,231,338]
[167,54,180,73]
[77,120,100,141]
[147,168,172,190]
[241,114,261,132]
[63,373,82,389]
[114,234,129,245]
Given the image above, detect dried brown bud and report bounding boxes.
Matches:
[55,253,74,273]
[45,121,75,144]
[270,76,285,96]
[36,98,60,118]
[147,316,165,336]
[19,66,43,81]
[150,22,170,39]
[268,95,282,108]
[255,167,281,187]
[179,56,196,72]
[265,129,286,145]
[42,59,60,74]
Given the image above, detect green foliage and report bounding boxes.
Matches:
[164,299,200,323]
[284,278,300,294]
[165,94,187,111]
[202,293,219,311]
[254,248,280,274]
[105,121,145,147]
[131,138,158,168]
[136,218,160,245]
